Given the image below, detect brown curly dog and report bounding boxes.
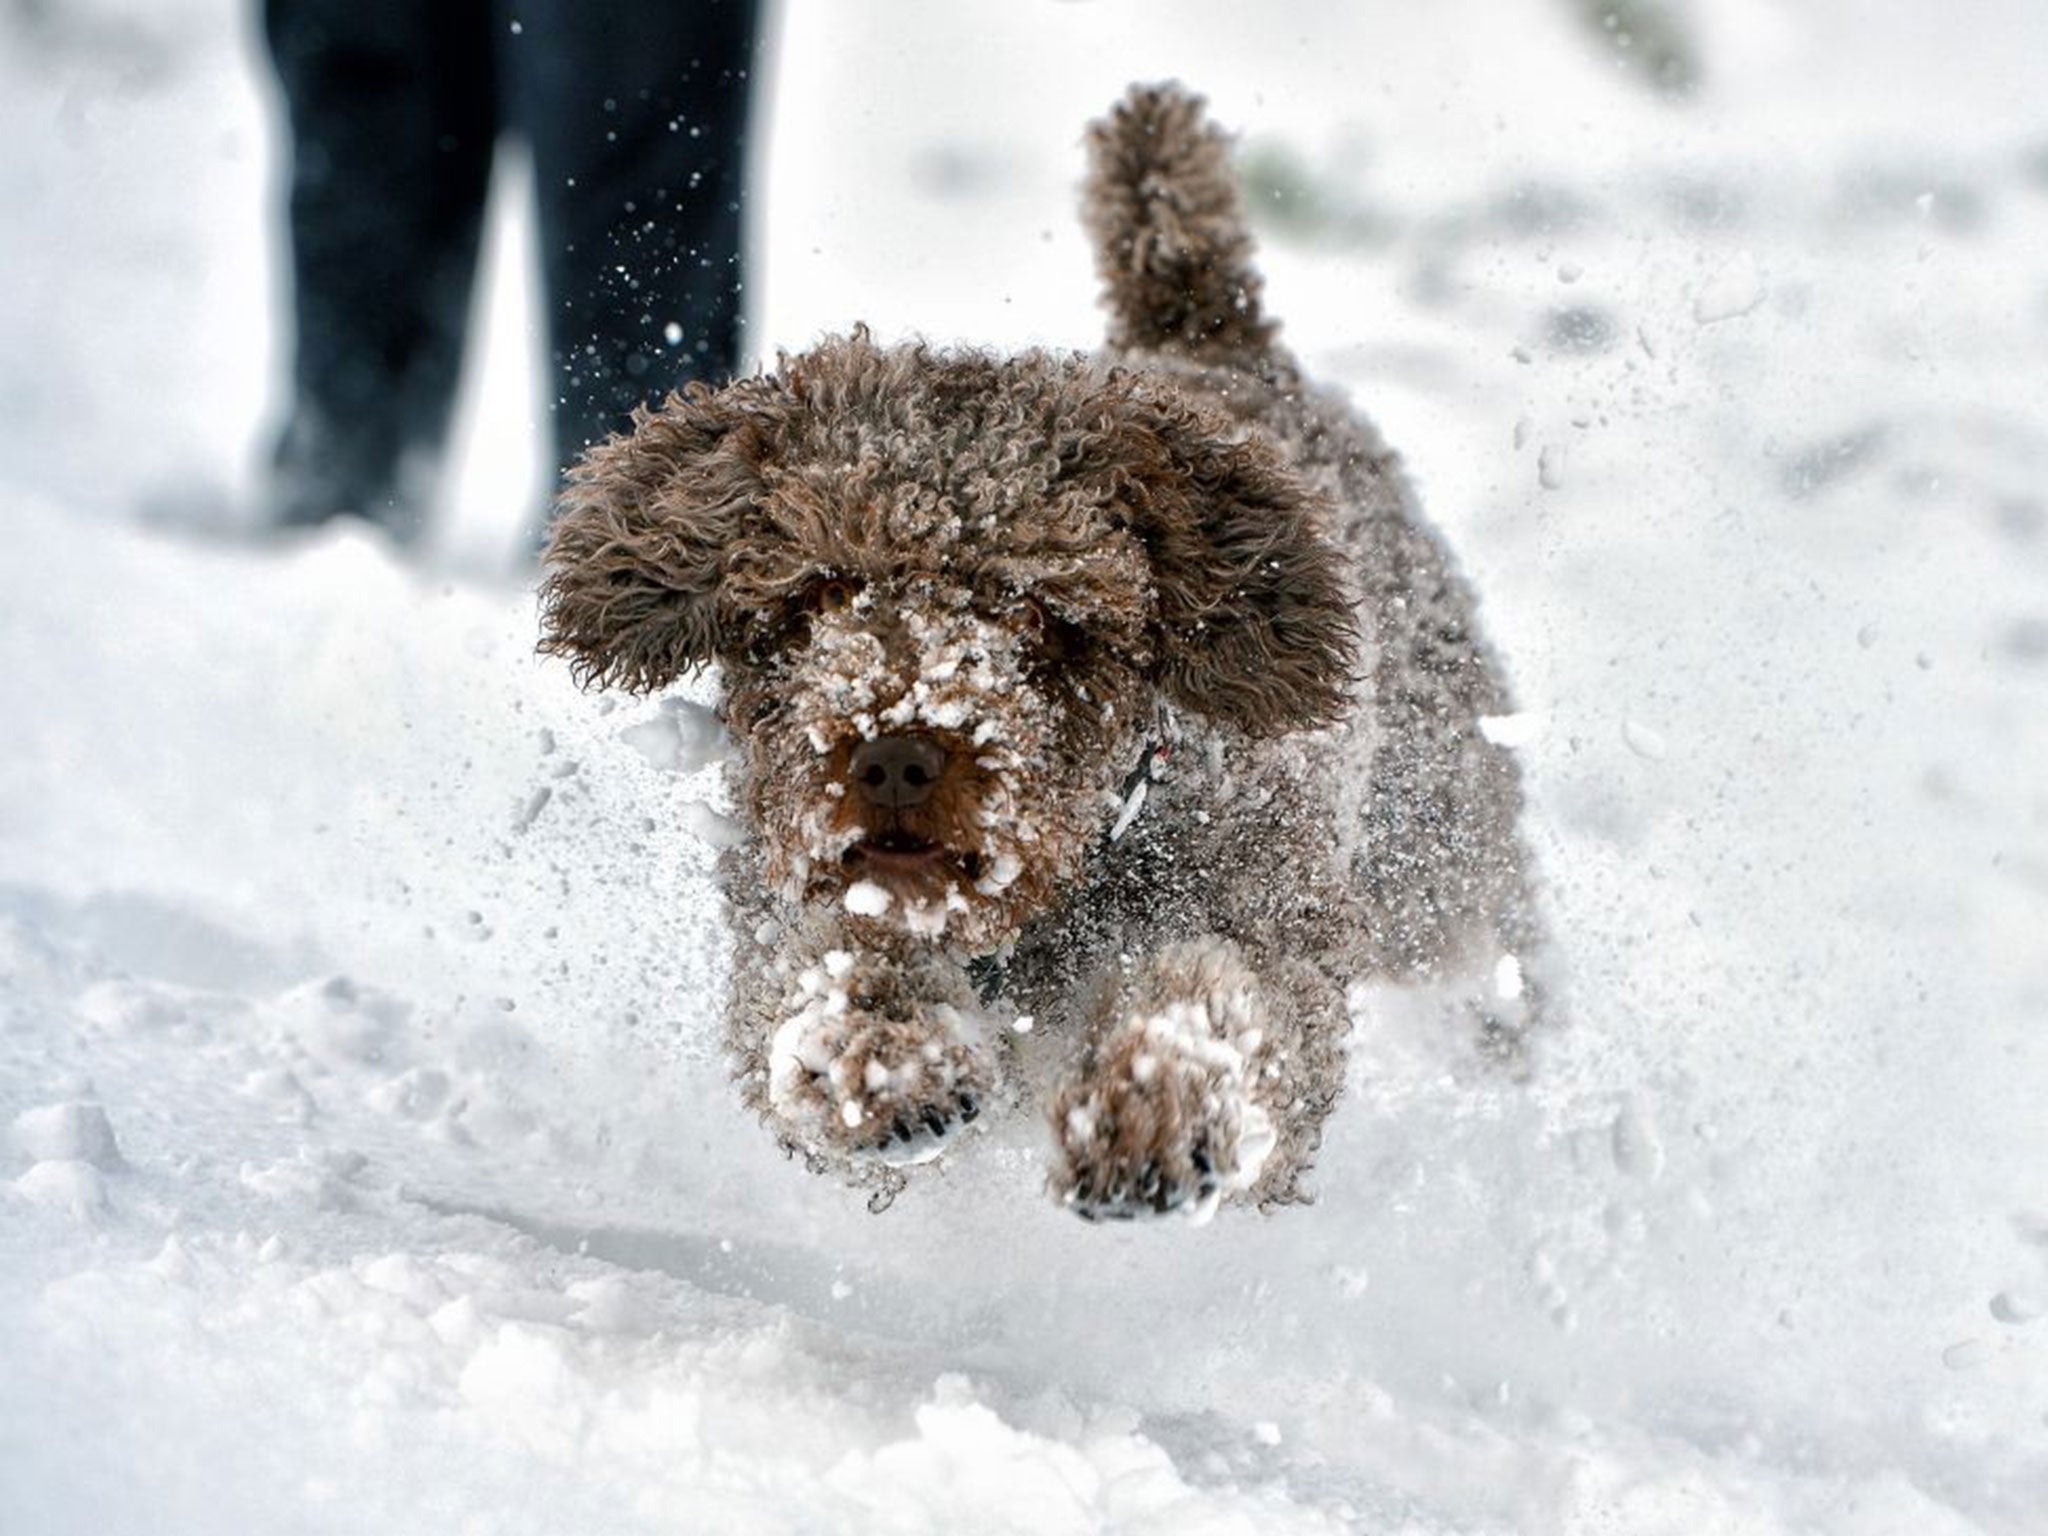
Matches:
[539,84,1548,1220]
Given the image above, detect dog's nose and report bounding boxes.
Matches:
[849,734,947,809]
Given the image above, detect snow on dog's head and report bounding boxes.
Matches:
[538,331,1356,950]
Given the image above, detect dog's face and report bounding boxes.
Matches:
[540,334,1356,949]
[716,540,1155,949]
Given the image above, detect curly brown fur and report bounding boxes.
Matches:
[538,83,1550,1220]
[539,374,786,693]
[1083,83,1277,366]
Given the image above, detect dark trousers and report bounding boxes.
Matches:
[264,0,759,537]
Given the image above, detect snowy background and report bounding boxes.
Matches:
[4,0,2047,1531]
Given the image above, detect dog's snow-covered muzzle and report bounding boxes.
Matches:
[724,589,1146,952]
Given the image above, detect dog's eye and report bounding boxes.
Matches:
[807,576,862,615]
[1022,599,1088,666]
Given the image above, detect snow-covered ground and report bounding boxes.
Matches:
[5,1,2047,1530]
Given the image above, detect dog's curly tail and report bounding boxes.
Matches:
[1082,83,1278,367]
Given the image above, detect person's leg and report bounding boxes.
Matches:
[511,0,761,487]
[264,0,497,539]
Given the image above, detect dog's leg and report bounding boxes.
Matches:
[726,911,997,1182]
[1048,937,1343,1221]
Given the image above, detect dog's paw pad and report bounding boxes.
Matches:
[853,1088,983,1167]
[1064,1136,1226,1222]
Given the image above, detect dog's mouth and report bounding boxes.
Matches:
[841,833,984,883]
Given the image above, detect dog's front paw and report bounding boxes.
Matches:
[767,950,992,1167]
[812,1009,988,1167]
[1049,1007,1275,1223]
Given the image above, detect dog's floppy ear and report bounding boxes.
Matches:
[1102,378,1357,735]
[538,377,780,692]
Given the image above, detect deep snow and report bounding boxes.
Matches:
[3,1,2047,1532]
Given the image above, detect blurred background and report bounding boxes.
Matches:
[3,2,2046,1532]
[8,0,2043,569]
